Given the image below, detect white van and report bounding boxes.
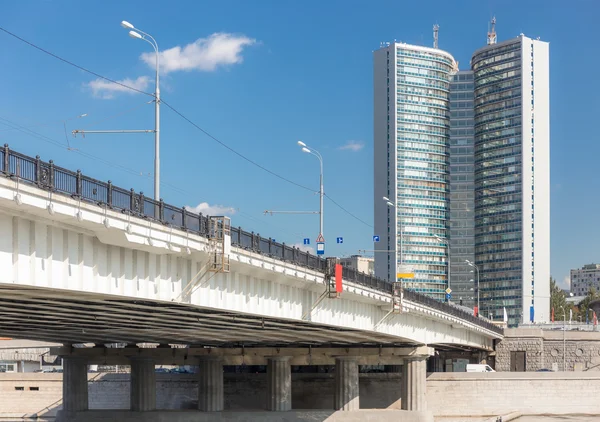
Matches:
[466,364,495,372]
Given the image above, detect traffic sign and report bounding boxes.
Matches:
[397,264,414,279]
[373,235,380,242]
[272,239,276,242]
[303,238,310,245]
[445,288,452,295]
[336,237,343,244]
[316,242,325,255]
[446,293,451,301]
[316,233,325,243]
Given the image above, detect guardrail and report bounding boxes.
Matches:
[0,145,502,335]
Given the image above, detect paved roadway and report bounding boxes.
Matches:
[436,417,600,422]
[518,417,600,422]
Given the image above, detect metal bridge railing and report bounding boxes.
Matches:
[0,144,503,335]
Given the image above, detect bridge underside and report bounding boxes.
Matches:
[0,284,417,347]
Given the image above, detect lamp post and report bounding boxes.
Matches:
[434,234,450,299]
[383,197,404,268]
[121,20,161,201]
[297,141,324,241]
[466,260,480,317]
[560,305,566,371]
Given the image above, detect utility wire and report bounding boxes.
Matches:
[160,100,314,193]
[0,26,154,98]
[0,25,373,230]
[325,194,373,228]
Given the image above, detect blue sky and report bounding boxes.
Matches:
[0,0,598,289]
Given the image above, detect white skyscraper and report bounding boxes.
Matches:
[471,35,550,325]
[374,43,457,300]
[373,30,551,325]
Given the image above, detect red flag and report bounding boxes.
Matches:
[474,306,479,317]
[551,307,555,323]
[335,264,343,293]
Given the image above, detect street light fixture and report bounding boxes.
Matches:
[383,197,404,267]
[121,20,161,202]
[434,234,450,293]
[466,260,480,317]
[560,305,566,371]
[297,141,324,241]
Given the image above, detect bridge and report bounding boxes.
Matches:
[0,145,502,421]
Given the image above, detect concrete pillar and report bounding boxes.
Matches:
[266,356,291,411]
[130,357,156,411]
[401,356,428,411]
[62,356,88,412]
[198,356,223,411]
[334,356,359,411]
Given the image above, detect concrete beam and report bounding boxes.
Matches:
[51,346,434,366]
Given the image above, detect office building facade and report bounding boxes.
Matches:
[340,255,374,276]
[373,31,550,324]
[374,43,457,300]
[472,35,550,325]
[571,264,600,297]
[449,71,476,307]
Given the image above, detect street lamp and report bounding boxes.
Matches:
[560,305,566,371]
[466,260,480,317]
[434,234,450,294]
[297,141,324,240]
[383,197,403,267]
[121,20,161,201]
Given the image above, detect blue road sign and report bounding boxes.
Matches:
[316,242,325,255]
[446,293,451,301]
[303,238,310,245]
[373,235,380,242]
[272,239,276,242]
[336,237,343,244]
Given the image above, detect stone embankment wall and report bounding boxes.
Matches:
[427,372,600,416]
[496,328,600,371]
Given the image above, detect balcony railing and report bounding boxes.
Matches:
[0,144,503,335]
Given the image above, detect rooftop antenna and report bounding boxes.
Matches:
[487,16,497,45]
[433,24,439,49]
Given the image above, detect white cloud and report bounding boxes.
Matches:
[86,76,151,99]
[560,276,571,290]
[141,33,256,74]
[339,141,365,152]
[186,202,236,216]
[290,243,315,254]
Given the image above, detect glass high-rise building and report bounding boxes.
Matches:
[471,35,550,325]
[449,71,476,308]
[373,43,457,299]
[373,31,550,324]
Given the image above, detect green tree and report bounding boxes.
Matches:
[550,277,566,321]
[577,288,600,322]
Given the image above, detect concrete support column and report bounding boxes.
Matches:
[130,357,156,411]
[266,356,291,411]
[334,356,359,411]
[401,356,428,411]
[62,356,88,412]
[198,356,224,411]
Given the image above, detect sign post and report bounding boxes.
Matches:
[316,233,325,255]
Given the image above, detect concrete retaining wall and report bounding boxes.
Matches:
[56,409,432,422]
[0,373,403,418]
[427,372,600,416]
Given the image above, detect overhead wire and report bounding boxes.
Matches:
[0,26,154,98]
[0,24,373,230]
